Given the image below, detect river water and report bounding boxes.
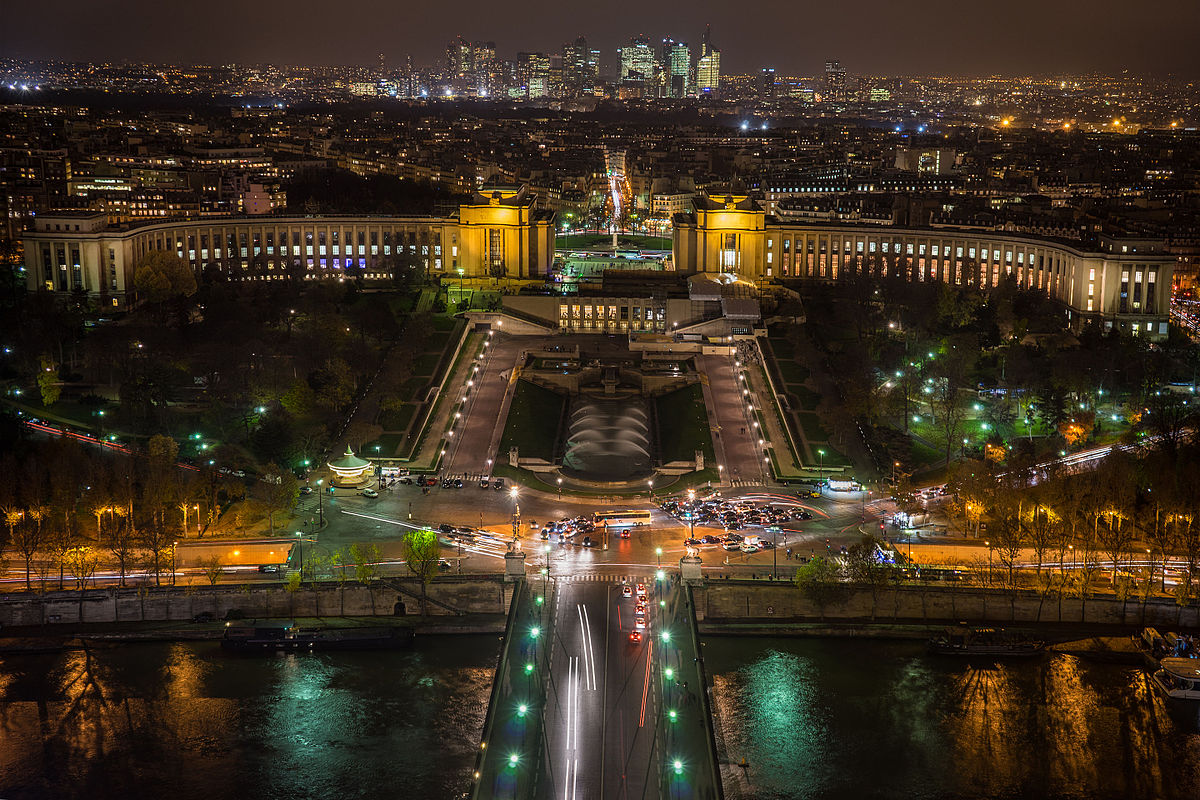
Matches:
[0,636,498,800]
[705,637,1200,800]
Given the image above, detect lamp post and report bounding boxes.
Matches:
[686,488,696,542]
[510,486,521,542]
[817,449,825,481]
[557,477,563,495]
[296,530,303,578]
[656,547,663,568]
[892,461,900,487]
[985,540,992,585]
[1069,544,1075,572]
[648,478,654,501]
[316,479,324,526]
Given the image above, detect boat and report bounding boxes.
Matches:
[928,625,1045,657]
[221,622,414,653]
[1135,627,1197,668]
[1152,658,1200,701]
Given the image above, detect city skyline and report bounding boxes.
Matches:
[3,0,1200,78]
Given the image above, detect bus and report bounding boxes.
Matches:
[592,510,653,529]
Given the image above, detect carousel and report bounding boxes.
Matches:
[327,446,373,487]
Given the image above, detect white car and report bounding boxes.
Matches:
[360,488,379,498]
[634,615,646,630]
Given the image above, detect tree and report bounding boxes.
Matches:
[256,463,299,533]
[284,570,302,616]
[202,555,224,586]
[793,556,849,621]
[350,542,383,614]
[37,356,61,407]
[8,510,41,590]
[64,546,99,591]
[133,250,197,306]
[844,535,891,620]
[403,529,441,615]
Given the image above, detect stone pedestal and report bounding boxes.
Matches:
[504,549,526,582]
[679,554,703,584]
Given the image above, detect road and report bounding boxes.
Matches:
[539,575,659,800]
[697,354,766,485]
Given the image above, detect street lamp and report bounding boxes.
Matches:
[984,540,992,585]
[656,547,663,567]
[316,479,325,526]
[510,486,521,541]
[817,449,825,479]
[557,477,563,495]
[686,489,696,542]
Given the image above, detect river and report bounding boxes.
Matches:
[705,637,1200,800]
[0,636,498,800]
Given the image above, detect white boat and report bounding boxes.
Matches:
[1152,658,1200,701]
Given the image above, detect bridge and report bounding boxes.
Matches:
[473,564,722,800]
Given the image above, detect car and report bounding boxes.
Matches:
[724,532,745,543]
[453,478,463,488]
[619,530,631,539]
[635,601,647,614]
[684,537,701,546]
[257,564,280,574]
[701,535,721,544]
[635,583,647,597]
[493,480,504,490]
[758,539,776,549]
[191,611,215,623]
[582,536,594,547]
[740,541,761,553]
[479,478,491,489]
[438,559,453,572]
[299,486,313,495]
[528,521,540,530]
[634,615,646,630]
[723,541,742,551]
[622,585,633,597]
[399,477,413,485]
[438,523,455,534]
[807,491,821,498]
[629,631,642,644]
[360,488,379,498]
[794,510,814,520]
[456,526,475,535]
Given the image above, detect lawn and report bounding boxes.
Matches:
[768,335,795,360]
[797,412,832,444]
[412,353,441,377]
[558,233,672,250]
[656,384,715,464]
[379,403,417,433]
[790,385,822,412]
[498,380,565,462]
[776,360,810,385]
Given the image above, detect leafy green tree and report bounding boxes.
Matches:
[37,356,61,407]
[403,529,442,615]
[133,250,197,305]
[256,463,299,533]
[793,556,849,621]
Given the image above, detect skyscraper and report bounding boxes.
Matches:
[620,35,656,83]
[517,52,551,99]
[696,24,721,94]
[561,36,596,97]
[446,36,472,79]
[665,40,691,98]
[824,60,847,102]
[758,67,776,99]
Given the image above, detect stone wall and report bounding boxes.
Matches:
[693,580,1200,628]
[0,576,515,626]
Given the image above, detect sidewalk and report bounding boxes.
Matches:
[660,580,723,800]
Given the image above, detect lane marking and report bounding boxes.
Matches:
[582,604,598,692]
[638,639,653,728]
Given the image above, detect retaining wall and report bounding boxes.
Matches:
[693,580,1200,628]
[0,576,515,626]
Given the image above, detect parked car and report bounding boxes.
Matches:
[299,486,313,495]
[438,523,456,534]
[360,488,379,498]
[257,565,279,574]
[438,559,453,572]
[479,478,491,489]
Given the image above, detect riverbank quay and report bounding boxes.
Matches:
[0,574,517,628]
[691,578,1200,628]
[0,613,508,654]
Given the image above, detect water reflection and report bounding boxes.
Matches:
[0,637,498,800]
[706,638,1200,800]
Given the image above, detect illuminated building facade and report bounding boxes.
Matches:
[22,186,554,308]
[673,193,1173,339]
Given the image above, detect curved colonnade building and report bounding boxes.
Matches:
[21,186,555,309]
[673,194,1173,340]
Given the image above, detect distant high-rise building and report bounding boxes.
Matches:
[664,40,691,98]
[620,35,656,83]
[561,36,596,97]
[697,25,721,95]
[472,41,497,95]
[824,60,847,102]
[447,36,472,79]
[517,52,551,98]
[758,67,777,99]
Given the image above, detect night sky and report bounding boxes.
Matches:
[4,0,1198,77]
